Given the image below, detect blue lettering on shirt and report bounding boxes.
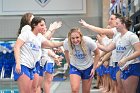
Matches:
[116,45,126,53]
[30,43,40,51]
[74,50,85,59]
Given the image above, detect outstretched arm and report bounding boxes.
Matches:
[79,19,114,36]
[64,50,70,65]
[97,41,115,52]
[90,48,100,78]
[48,49,62,66]
[44,21,62,40]
[42,40,63,49]
[101,51,112,63]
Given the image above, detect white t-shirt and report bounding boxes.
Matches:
[63,36,97,70]
[21,25,31,33]
[101,36,114,66]
[18,28,46,68]
[113,31,140,70]
[41,48,55,66]
[102,36,112,46]
[110,27,120,66]
[112,27,119,38]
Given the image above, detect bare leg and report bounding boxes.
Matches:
[31,73,39,93]
[82,78,92,93]
[70,74,81,93]
[116,71,125,93]
[17,74,32,93]
[44,72,53,93]
[122,75,139,93]
[37,76,43,93]
[103,74,110,93]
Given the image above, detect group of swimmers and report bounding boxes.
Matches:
[13,12,140,93]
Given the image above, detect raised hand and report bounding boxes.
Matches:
[48,21,62,31]
[53,55,63,66]
[79,19,89,27]
[56,21,62,29]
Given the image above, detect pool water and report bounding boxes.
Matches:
[0,89,19,93]
[0,79,19,93]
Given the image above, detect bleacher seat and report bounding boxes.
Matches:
[0,41,15,79]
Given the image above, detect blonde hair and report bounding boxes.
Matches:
[67,27,87,56]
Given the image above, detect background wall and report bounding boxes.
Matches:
[0,0,102,40]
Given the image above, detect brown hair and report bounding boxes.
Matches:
[119,17,132,30]
[17,12,33,36]
[30,16,45,30]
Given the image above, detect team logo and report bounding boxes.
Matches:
[35,0,51,7]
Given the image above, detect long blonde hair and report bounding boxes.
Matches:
[68,28,87,56]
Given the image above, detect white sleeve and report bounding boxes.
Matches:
[112,33,120,44]
[129,34,140,45]
[18,30,29,42]
[85,36,97,51]
[40,49,49,66]
[111,27,118,38]
[63,38,69,50]
[21,25,31,33]
[38,33,47,43]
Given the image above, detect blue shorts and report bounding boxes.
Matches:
[33,61,44,76]
[69,64,93,80]
[121,63,140,80]
[104,66,110,74]
[110,65,120,81]
[109,66,113,76]
[39,66,44,76]
[13,64,34,81]
[96,65,106,76]
[44,63,54,74]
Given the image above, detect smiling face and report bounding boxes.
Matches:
[70,31,81,45]
[36,20,46,34]
[31,17,46,35]
[108,14,117,28]
[116,18,123,32]
[68,28,87,55]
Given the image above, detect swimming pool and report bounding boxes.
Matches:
[0,79,19,93]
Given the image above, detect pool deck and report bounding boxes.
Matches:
[0,78,101,93]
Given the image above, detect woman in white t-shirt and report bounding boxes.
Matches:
[97,17,140,93]
[79,14,125,93]
[41,48,62,93]
[63,28,100,93]
[14,17,63,93]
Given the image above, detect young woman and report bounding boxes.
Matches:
[39,21,62,93]
[63,28,100,93]
[13,17,63,93]
[17,13,62,93]
[17,12,34,36]
[97,17,140,93]
[79,13,125,93]
[35,21,62,93]
[41,48,62,93]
